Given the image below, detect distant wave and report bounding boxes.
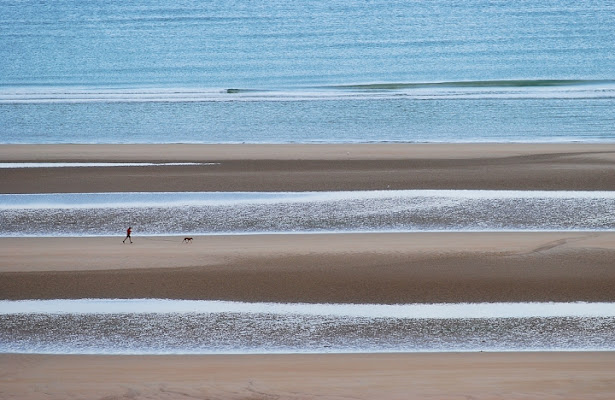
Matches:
[1,79,614,104]
[325,79,615,90]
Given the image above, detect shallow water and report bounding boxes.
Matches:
[1,300,613,354]
[2,96,615,144]
[1,190,614,236]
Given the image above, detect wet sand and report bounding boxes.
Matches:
[1,232,615,303]
[2,143,615,192]
[2,352,615,400]
[2,143,615,398]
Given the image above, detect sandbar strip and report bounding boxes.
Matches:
[2,143,615,192]
[2,232,614,303]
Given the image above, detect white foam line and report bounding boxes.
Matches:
[2,299,614,319]
[0,162,219,168]
[1,84,614,103]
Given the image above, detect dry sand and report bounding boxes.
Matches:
[2,352,615,400]
[2,143,615,398]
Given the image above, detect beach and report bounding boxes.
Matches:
[4,0,614,396]
[2,143,615,399]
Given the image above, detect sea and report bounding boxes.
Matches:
[2,1,615,354]
[1,0,615,144]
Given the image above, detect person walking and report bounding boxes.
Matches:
[123,226,133,244]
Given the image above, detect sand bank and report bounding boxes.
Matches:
[5,143,615,161]
[2,144,614,397]
[2,143,615,192]
[2,232,614,303]
[2,352,614,399]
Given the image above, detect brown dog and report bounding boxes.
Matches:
[182,237,193,243]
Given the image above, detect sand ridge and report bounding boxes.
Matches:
[2,143,615,193]
[1,232,614,303]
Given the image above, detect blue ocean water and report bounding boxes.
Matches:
[1,0,614,143]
